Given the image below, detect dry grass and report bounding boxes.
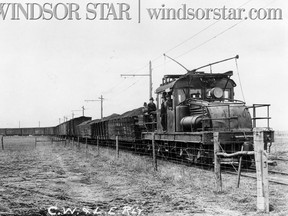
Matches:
[1,136,288,215]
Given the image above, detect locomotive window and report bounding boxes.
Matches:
[189,89,202,99]
[224,90,230,99]
[175,89,186,104]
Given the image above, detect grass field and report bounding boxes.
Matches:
[0,134,287,216]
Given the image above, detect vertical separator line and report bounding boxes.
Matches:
[138,0,141,23]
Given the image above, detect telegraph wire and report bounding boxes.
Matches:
[150,0,255,63]
[103,0,258,95]
[99,0,273,98]
[176,20,244,59]
[235,58,246,102]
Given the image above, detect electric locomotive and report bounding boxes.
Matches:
[142,55,272,165]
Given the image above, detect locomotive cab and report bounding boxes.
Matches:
[155,71,252,133]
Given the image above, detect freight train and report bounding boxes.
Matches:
[0,56,274,166]
[0,127,55,136]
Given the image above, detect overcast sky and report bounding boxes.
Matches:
[0,0,287,130]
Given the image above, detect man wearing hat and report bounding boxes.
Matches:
[148,97,156,114]
[148,97,156,124]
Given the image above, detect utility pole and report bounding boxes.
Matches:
[120,61,153,99]
[72,106,85,119]
[85,95,104,119]
[82,106,85,116]
[149,61,152,99]
[63,116,68,122]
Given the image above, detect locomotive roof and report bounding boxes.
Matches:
[156,71,234,93]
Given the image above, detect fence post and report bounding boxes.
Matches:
[116,136,119,158]
[78,137,80,146]
[1,136,4,150]
[254,128,269,213]
[97,136,100,155]
[65,137,67,147]
[237,145,244,188]
[35,137,37,148]
[214,132,222,192]
[85,137,88,150]
[152,132,157,171]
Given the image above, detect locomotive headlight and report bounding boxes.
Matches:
[210,87,224,99]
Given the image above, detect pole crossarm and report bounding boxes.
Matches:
[216,151,255,157]
[85,95,104,119]
[85,100,100,102]
[120,74,150,77]
[120,61,153,99]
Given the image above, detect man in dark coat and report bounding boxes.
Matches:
[147,97,156,114]
[160,95,167,131]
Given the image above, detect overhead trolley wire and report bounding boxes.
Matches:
[101,0,263,96]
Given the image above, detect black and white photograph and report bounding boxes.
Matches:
[0,0,287,215]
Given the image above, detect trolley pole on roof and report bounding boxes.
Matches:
[85,95,104,119]
[120,60,153,100]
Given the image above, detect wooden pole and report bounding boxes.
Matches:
[35,137,37,148]
[116,136,119,158]
[237,145,244,188]
[85,137,88,150]
[77,137,80,146]
[214,132,222,192]
[97,136,100,155]
[149,61,152,99]
[254,128,269,213]
[152,133,157,171]
[1,136,4,150]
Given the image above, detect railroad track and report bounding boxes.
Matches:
[56,138,288,186]
[224,169,288,186]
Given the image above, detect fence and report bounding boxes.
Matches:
[214,128,270,213]
[0,135,53,150]
[0,128,272,213]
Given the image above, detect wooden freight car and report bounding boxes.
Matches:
[67,116,92,137]
[75,120,94,138]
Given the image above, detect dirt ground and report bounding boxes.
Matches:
[0,136,288,216]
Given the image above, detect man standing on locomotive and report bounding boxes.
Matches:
[148,97,156,117]
[147,97,156,130]
[160,94,167,132]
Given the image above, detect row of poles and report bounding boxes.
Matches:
[61,60,153,124]
[51,134,158,171]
